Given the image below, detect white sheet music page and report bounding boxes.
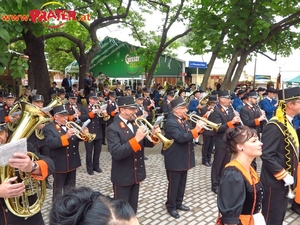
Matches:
[0,138,27,166]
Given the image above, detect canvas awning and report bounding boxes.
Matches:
[284,75,300,85]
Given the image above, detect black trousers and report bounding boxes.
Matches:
[101,122,106,143]
[165,170,187,210]
[85,138,102,173]
[262,183,289,225]
[211,137,231,191]
[201,135,214,164]
[53,170,76,201]
[113,183,140,214]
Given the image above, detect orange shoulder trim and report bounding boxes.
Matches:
[61,135,69,146]
[225,159,259,185]
[68,115,73,121]
[129,138,141,152]
[227,121,234,128]
[89,111,95,118]
[5,116,9,123]
[31,160,48,180]
[111,111,116,117]
[254,118,260,126]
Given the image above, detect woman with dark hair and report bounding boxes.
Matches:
[217,126,265,225]
[50,187,139,225]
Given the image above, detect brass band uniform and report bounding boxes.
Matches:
[106,91,118,127]
[65,93,83,124]
[209,90,241,194]
[107,96,160,213]
[43,105,82,201]
[260,87,300,225]
[163,97,204,219]
[142,88,155,124]
[80,93,103,175]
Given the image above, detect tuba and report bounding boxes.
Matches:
[2,101,51,217]
[135,116,174,150]
[66,121,96,142]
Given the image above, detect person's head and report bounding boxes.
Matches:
[208,95,217,107]
[72,84,78,90]
[52,82,57,87]
[118,97,138,121]
[166,91,174,101]
[66,74,70,79]
[86,72,90,77]
[267,88,277,99]
[247,91,258,106]
[234,87,241,94]
[68,93,78,104]
[217,90,231,107]
[237,90,245,98]
[135,94,144,106]
[57,89,66,100]
[0,123,8,144]
[97,92,104,102]
[108,91,116,101]
[50,187,139,225]
[189,83,195,90]
[171,97,187,118]
[257,87,265,95]
[193,90,201,99]
[31,94,44,108]
[224,126,262,159]
[278,87,300,117]
[4,93,15,107]
[88,93,98,105]
[137,83,142,89]
[142,88,150,97]
[53,105,69,125]
[125,86,131,95]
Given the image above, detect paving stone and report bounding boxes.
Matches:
[39,141,300,224]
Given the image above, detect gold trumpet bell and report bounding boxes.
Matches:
[84,133,96,142]
[2,152,46,217]
[157,132,174,150]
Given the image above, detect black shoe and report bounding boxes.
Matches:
[144,156,148,160]
[176,204,190,211]
[88,171,94,175]
[208,162,212,166]
[292,201,300,215]
[195,142,202,145]
[203,162,211,167]
[167,209,180,219]
[46,182,52,189]
[102,142,107,145]
[94,168,102,173]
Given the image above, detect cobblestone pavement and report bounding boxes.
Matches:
[41,142,300,225]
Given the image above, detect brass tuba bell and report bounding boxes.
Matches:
[2,101,50,217]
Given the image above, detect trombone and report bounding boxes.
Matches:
[186,111,221,131]
[134,116,174,150]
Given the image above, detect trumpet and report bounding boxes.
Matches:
[94,104,110,121]
[186,112,221,131]
[66,121,96,142]
[135,116,174,150]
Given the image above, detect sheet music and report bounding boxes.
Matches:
[0,138,27,166]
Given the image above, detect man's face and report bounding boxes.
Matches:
[167,95,174,101]
[59,94,65,100]
[32,100,44,108]
[5,98,15,107]
[0,130,7,144]
[120,107,138,121]
[54,114,68,125]
[173,105,188,118]
[195,93,201,99]
[69,98,77,105]
[249,97,257,105]
[136,98,143,106]
[109,96,116,101]
[144,92,149,97]
[219,97,231,107]
[89,98,98,105]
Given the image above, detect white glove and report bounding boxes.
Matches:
[283,174,294,186]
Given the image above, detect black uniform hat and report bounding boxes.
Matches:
[57,88,65,95]
[178,89,186,96]
[266,88,278,93]
[218,90,230,98]
[97,92,104,97]
[167,91,175,97]
[68,93,78,99]
[208,95,217,103]
[142,87,149,93]
[257,87,266,92]
[192,90,201,95]
[88,93,98,99]
[0,123,7,132]
[108,91,116,97]
[52,81,57,85]
[278,87,300,101]
[170,97,187,109]
[53,105,69,115]
[4,93,15,98]
[117,96,137,108]
[135,93,144,99]
[237,90,245,95]
[247,91,258,98]
[31,94,44,102]
[241,94,248,100]
[125,86,131,91]
[72,84,78,87]
[158,86,164,90]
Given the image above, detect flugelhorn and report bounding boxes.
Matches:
[95,103,110,121]
[186,111,221,131]
[135,116,174,150]
[66,121,96,142]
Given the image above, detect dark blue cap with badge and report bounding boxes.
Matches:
[218,90,230,98]
[53,105,69,115]
[117,96,137,108]
[32,94,44,102]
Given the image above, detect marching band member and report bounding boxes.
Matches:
[135,93,146,118]
[189,90,203,145]
[260,88,278,121]
[240,91,266,136]
[257,87,266,102]
[48,81,58,99]
[154,86,164,107]
[3,92,18,124]
[102,83,110,101]
[136,82,142,94]
[232,90,245,110]
[0,123,54,225]
[81,93,104,175]
[57,88,67,104]
[178,89,186,100]
[106,91,118,127]
[124,86,132,96]
[209,90,241,194]
[43,105,85,201]
[65,93,83,124]
[163,97,205,219]
[142,88,155,124]
[97,92,107,145]
[70,84,84,105]
[200,95,217,166]
[107,96,161,213]
[260,87,300,225]
[162,91,174,118]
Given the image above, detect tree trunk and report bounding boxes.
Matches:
[230,51,248,92]
[200,51,218,91]
[146,50,163,89]
[221,49,241,90]
[77,55,90,90]
[22,28,50,103]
